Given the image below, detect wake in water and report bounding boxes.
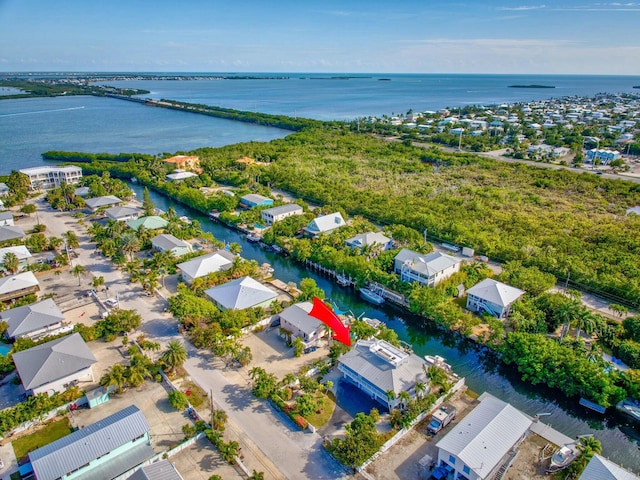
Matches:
[0,106,85,117]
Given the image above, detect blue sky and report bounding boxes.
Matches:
[1,0,639,74]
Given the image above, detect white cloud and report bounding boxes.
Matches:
[496,4,546,11]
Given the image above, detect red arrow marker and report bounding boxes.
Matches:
[308,296,351,347]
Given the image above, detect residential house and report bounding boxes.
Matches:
[166,170,199,182]
[0,271,40,302]
[586,149,620,165]
[177,249,236,285]
[163,155,201,172]
[0,211,14,226]
[151,234,192,257]
[84,195,122,212]
[435,394,532,480]
[338,339,429,410]
[345,231,393,251]
[303,212,346,237]
[129,460,184,480]
[578,454,640,480]
[261,204,303,226]
[28,405,154,480]
[394,249,462,287]
[0,182,9,196]
[0,225,26,242]
[0,245,32,270]
[105,205,142,222]
[13,332,97,396]
[127,215,169,232]
[2,298,67,341]
[466,278,525,319]
[205,276,277,311]
[278,302,326,347]
[74,186,90,197]
[627,206,640,216]
[240,194,274,208]
[19,166,82,190]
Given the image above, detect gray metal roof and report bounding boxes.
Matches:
[466,278,525,308]
[129,460,184,480]
[338,339,428,395]
[0,271,39,295]
[305,212,346,234]
[262,204,303,216]
[579,454,640,480]
[106,205,142,219]
[151,234,190,252]
[0,211,13,221]
[29,405,151,480]
[279,302,323,336]
[436,394,532,479]
[0,225,26,242]
[84,195,122,209]
[395,249,461,276]
[241,193,271,205]
[12,332,96,390]
[2,298,64,338]
[345,231,391,248]
[205,276,277,310]
[177,250,235,279]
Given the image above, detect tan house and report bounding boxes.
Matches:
[163,155,201,173]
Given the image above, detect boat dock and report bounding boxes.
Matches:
[304,260,356,287]
[529,421,575,448]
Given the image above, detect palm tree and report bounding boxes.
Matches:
[71,264,87,286]
[48,236,63,253]
[63,230,80,249]
[119,233,140,262]
[386,389,397,410]
[399,390,411,409]
[2,252,19,274]
[415,381,427,398]
[160,340,188,373]
[100,364,127,394]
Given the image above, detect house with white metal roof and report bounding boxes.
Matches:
[338,339,429,410]
[84,195,122,212]
[0,225,26,242]
[394,249,462,287]
[0,245,32,269]
[105,205,142,222]
[0,211,14,226]
[0,271,40,302]
[129,460,184,480]
[345,231,393,251]
[627,206,640,216]
[261,204,303,226]
[166,170,199,182]
[303,212,346,237]
[278,302,326,346]
[177,250,236,285]
[435,394,532,480]
[2,298,67,341]
[578,454,640,480]
[13,332,97,396]
[466,278,525,319]
[28,404,153,480]
[151,234,192,257]
[0,182,9,197]
[205,276,277,311]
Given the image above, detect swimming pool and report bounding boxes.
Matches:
[0,344,11,356]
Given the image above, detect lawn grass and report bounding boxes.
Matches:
[183,381,207,409]
[12,418,73,462]
[305,393,336,428]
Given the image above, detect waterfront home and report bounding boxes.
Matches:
[0,211,14,226]
[337,339,429,411]
[166,170,199,182]
[435,393,532,480]
[0,245,31,270]
[13,332,97,396]
[151,234,192,257]
[205,276,277,311]
[84,195,122,212]
[345,231,393,251]
[129,460,185,480]
[0,225,26,242]
[0,183,9,197]
[127,215,169,232]
[177,249,236,285]
[105,205,142,222]
[627,206,640,216]
[28,405,153,480]
[2,298,67,341]
[394,249,462,287]
[163,154,201,172]
[0,271,40,302]
[240,193,274,208]
[303,212,346,238]
[261,204,303,226]
[19,165,82,191]
[578,454,640,480]
[466,278,525,319]
[278,301,326,347]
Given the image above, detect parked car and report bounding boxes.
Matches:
[105,298,118,307]
[427,405,456,435]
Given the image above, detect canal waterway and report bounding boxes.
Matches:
[130,181,640,470]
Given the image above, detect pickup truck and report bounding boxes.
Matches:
[427,405,456,435]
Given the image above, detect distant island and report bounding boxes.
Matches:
[508,84,555,89]
[633,85,640,89]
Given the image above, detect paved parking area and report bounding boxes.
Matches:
[171,436,244,480]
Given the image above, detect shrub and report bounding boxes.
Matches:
[169,390,189,410]
[294,415,308,430]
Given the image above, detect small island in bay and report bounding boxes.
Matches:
[508,84,555,89]
[633,85,640,89]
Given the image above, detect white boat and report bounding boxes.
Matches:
[360,287,385,305]
[617,399,640,422]
[548,444,578,471]
[246,233,261,243]
[336,273,351,287]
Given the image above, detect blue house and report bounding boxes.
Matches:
[28,405,153,480]
[240,194,273,208]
